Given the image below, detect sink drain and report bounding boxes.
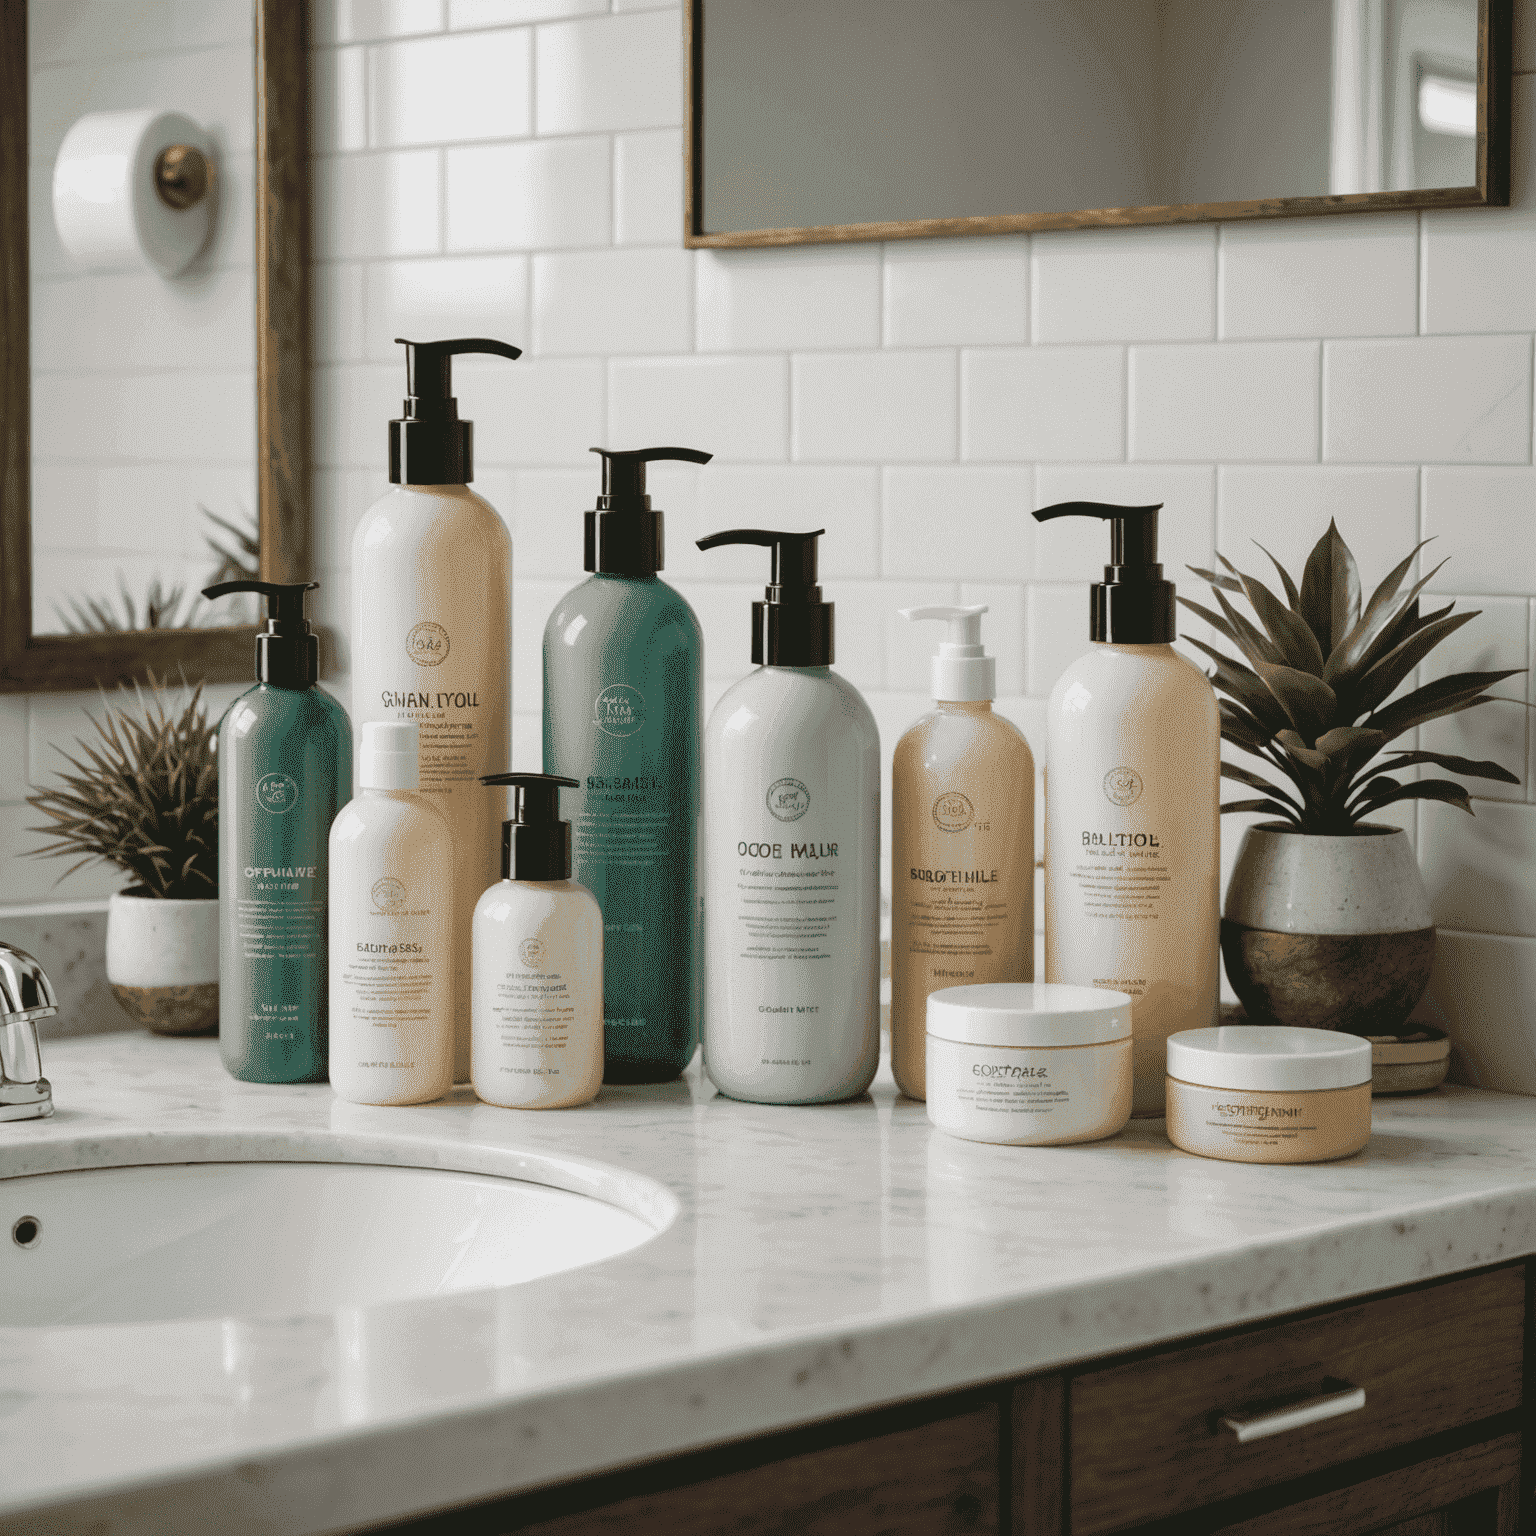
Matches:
[11,1215,40,1249]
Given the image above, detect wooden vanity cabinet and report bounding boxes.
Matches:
[379,1263,1528,1536]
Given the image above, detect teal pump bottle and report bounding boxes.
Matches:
[203,580,352,1083]
[542,446,711,1083]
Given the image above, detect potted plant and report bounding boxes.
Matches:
[28,676,219,1035]
[1185,522,1523,1034]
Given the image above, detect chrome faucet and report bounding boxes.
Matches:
[0,943,56,1121]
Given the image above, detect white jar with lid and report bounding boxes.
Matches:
[925,983,1132,1145]
[1166,1026,1372,1164]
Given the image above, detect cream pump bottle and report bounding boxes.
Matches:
[352,336,520,1083]
[695,528,880,1105]
[328,720,454,1106]
[891,605,1034,1101]
[1032,500,1219,1116]
[472,773,603,1110]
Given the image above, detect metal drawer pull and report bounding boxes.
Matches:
[1219,1381,1367,1443]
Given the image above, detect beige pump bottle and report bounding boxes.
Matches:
[891,605,1035,1100]
[1033,501,1219,1116]
[353,338,520,1082]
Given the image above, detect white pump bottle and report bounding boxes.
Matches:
[890,606,1035,1100]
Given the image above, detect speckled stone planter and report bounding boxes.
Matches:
[1221,825,1434,1035]
[105,890,219,1036]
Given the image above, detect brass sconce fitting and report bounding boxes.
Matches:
[153,143,209,210]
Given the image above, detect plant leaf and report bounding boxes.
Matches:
[1351,777,1475,818]
[1233,566,1327,676]
[1187,565,1243,594]
[1325,557,1448,689]
[1253,543,1302,610]
[1214,589,1283,669]
[1221,798,1303,824]
[1299,519,1360,655]
[1276,729,1329,773]
[1364,671,1526,741]
[1186,637,1290,732]
[1255,662,1338,743]
[1383,749,1522,784]
[1176,595,1249,652]
[1350,609,1479,716]
[1221,761,1303,808]
[1218,700,1274,751]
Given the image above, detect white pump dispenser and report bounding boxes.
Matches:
[901,604,996,703]
[889,604,1034,1100]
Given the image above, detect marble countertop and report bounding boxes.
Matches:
[5,1032,1536,1534]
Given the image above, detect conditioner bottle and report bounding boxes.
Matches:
[1032,501,1219,1116]
[328,721,455,1105]
[203,580,351,1084]
[543,445,710,1084]
[352,336,520,1083]
[695,528,880,1105]
[891,605,1034,1101]
[472,773,603,1109]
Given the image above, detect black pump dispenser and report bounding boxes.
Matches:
[585,445,712,576]
[202,580,320,688]
[390,336,522,486]
[1032,501,1175,643]
[481,772,578,881]
[695,528,833,666]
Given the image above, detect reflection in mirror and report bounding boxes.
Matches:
[694,0,1494,240]
[27,0,259,637]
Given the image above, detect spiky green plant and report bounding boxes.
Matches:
[52,574,200,634]
[27,674,218,898]
[1183,521,1523,834]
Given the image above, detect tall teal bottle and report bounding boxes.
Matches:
[203,580,352,1083]
[542,446,710,1083]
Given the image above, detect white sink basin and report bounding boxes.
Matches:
[3,1160,658,1327]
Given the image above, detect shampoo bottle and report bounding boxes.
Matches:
[695,528,880,1105]
[1031,501,1219,1116]
[543,445,710,1083]
[890,605,1035,1101]
[352,336,521,1083]
[202,580,351,1084]
[472,773,603,1110]
[328,721,455,1105]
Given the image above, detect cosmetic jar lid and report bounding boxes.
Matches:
[1167,1026,1372,1092]
[927,983,1132,1049]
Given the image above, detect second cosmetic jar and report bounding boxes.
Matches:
[925,983,1133,1145]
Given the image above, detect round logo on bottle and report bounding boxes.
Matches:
[1103,766,1144,806]
[592,682,645,737]
[406,621,450,667]
[371,877,407,912]
[766,777,811,822]
[519,937,546,969]
[255,772,299,815]
[932,791,975,833]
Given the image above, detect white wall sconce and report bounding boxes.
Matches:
[52,109,215,278]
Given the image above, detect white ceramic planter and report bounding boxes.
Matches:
[1222,825,1434,1034]
[105,889,219,1035]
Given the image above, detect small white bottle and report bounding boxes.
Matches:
[328,721,455,1105]
[694,528,881,1105]
[472,773,603,1110]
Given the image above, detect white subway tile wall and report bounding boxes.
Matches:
[7,4,1536,1074]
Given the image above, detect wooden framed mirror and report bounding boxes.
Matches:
[0,0,310,692]
[685,0,1512,249]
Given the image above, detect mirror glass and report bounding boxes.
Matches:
[27,0,259,638]
[698,0,1482,236]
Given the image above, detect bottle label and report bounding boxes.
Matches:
[255,772,299,815]
[485,967,577,1074]
[1102,766,1144,806]
[732,834,840,964]
[592,682,646,737]
[932,791,974,832]
[406,621,450,667]
[766,777,810,822]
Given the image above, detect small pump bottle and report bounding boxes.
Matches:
[695,528,880,1105]
[472,773,603,1110]
[1031,500,1220,1116]
[891,605,1035,1101]
[543,445,711,1085]
[352,336,521,1085]
[328,721,455,1106]
[202,580,352,1084]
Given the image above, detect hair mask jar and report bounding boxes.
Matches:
[926,983,1132,1145]
[1166,1026,1372,1165]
